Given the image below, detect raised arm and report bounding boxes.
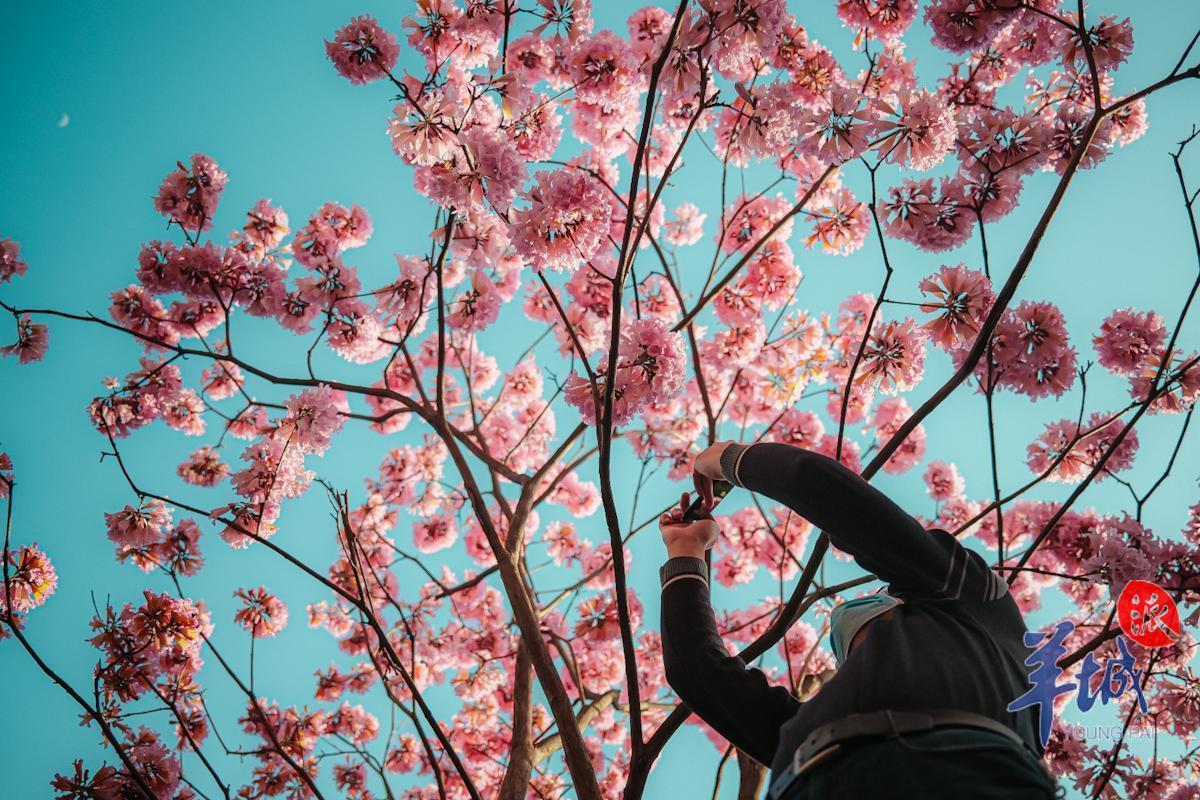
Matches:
[712,441,1007,602]
[660,571,801,766]
[657,493,800,766]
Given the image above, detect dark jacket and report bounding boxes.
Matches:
[660,442,1042,775]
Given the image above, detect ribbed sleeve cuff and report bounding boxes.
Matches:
[719,442,753,487]
[659,556,709,589]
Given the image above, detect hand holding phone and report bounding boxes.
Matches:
[682,479,733,522]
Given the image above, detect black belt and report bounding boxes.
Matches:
[766,709,1040,800]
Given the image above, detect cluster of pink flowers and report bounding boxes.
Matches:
[233,586,289,638]
[1,314,48,364]
[959,299,1078,399]
[918,264,995,350]
[51,729,184,799]
[153,153,228,233]
[325,14,400,84]
[1,543,57,618]
[857,317,929,395]
[279,384,348,456]
[565,317,687,427]
[713,506,813,586]
[1093,307,1167,377]
[511,169,614,273]
[225,433,314,545]
[0,236,28,283]
[1025,412,1140,484]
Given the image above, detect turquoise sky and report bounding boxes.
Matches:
[2,2,1199,798]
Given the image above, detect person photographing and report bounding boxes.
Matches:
[657,440,1061,799]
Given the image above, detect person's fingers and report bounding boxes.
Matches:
[694,470,713,511]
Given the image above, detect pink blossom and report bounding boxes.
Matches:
[1129,348,1200,414]
[122,728,183,799]
[233,587,288,638]
[868,396,926,474]
[153,154,227,233]
[1009,301,1073,370]
[388,92,459,168]
[384,734,423,773]
[924,0,1009,53]
[293,203,372,268]
[627,6,672,61]
[101,591,211,661]
[135,240,180,294]
[857,317,928,394]
[1064,15,1134,71]
[918,264,995,350]
[166,298,225,340]
[883,176,975,252]
[1080,515,1155,591]
[1,315,49,364]
[924,460,965,501]
[231,433,313,507]
[163,390,206,436]
[447,267,502,332]
[228,406,271,440]
[547,470,601,516]
[235,199,290,261]
[718,194,795,255]
[106,501,172,552]
[511,169,613,273]
[707,0,791,82]
[157,519,204,577]
[109,285,174,345]
[1,544,57,615]
[566,317,686,426]
[413,514,458,554]
[837,0,918,42]
[856,42,917,104]
[325,15,399,85]
[1025,412,1139,484]
[715,95,777,167]
[1043,100,1117,175]
[1093,307,1167,377]
[957,108,1049,176]
[957,163,1024,223]
[1110,98,1149,147]
[416,125,527,213]
[569,29,646,111]
[745,240,801,310]
[279,384,346,456]
[967,300,1078,399]
[574,591,642,642]
[804,188,870,255]
[796,86,886,164]
[881,90,957,170]
[327,307,389,364]
[200,362,245,400]
[572,95,642,157]
[509,93,565,162]
[0,236,29,283]
[543,520,583,566]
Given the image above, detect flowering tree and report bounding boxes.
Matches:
[4,1,1200,798]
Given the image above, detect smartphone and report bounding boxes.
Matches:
[682,479,733,522]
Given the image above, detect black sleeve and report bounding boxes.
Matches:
[660,572,801,766]
[724,442,1007,602]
